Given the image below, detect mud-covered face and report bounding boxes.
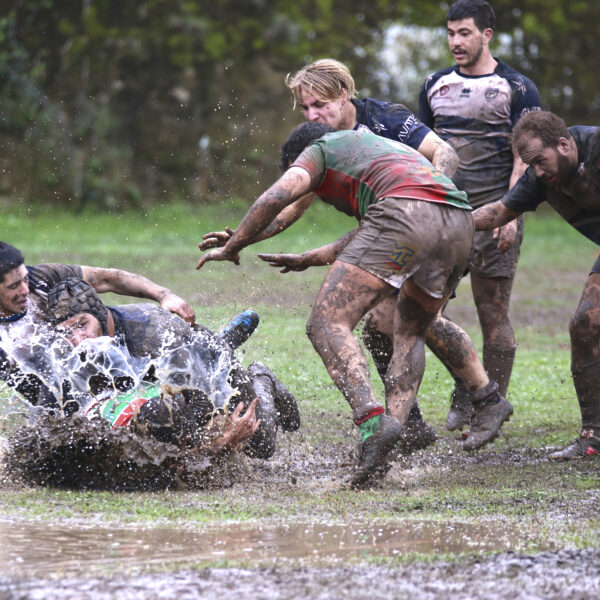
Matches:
[57,313,103,346]
[447,18,490,70]
[519,136,577,186]
[0,264,29,316]
[298,89,349,129]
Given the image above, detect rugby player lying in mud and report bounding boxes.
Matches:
[45,277,300,459]
[0,241,298,460]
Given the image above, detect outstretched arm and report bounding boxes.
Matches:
[80,266,196,324]
[199,193,315,251]
[473,200,522,232]
[197,166,312,269]
[417,131,459,178]
[258,228,359,273]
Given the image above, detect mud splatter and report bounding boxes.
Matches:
[1,411,247,491]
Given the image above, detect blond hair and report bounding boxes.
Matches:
[285,59,357,108]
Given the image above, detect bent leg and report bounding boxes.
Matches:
[426,311,488,391]
[306,260,392,423]
[471,274,517,397]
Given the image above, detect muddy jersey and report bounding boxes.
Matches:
[292,129,470,219]
[502,126,600,245]
[352,97,430,150]
[419,60,541,208]
[108,304,195,359]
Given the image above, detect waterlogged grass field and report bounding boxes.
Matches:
[1,198,600,582]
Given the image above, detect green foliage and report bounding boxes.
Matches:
[1,1,599,211]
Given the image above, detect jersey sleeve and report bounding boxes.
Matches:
[502,168,546,212]
[418,79,435,128]
[291,140,327,188]
[510,75,542,126]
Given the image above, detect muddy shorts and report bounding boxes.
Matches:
[468,214,524,279]
[337,197,474,299]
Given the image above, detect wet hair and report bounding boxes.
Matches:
[512,111,571,157]
[279,122,337,172]
[447,0,495,32]
[47,277,109,335]
[285,58,357,109]
[0,241,25,283]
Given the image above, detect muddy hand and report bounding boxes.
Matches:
[493,221,517,254]
[258,253,308,273]
[160,292,196,324]
[196,246,240,270]
[198,227,235,251]
[226,399,261,445]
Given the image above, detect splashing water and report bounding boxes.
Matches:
[1,309,240,422]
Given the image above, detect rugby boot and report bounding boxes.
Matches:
[351,415,404,489]
[399,403,437,455]
[446,380,472,431]
[248,362,300,431]
[463,380,513,451]
[217,309,260,351]
[548,429,600,461]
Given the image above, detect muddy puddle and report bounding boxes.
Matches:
[0,517,553,579]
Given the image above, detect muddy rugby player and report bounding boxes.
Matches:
[197,122,514,487]
[419,0,541,428]
[0,243,299,458]
[0,241,194,406]
[203,57,505,455]
[47,277,300,458]
[473,111,600,460]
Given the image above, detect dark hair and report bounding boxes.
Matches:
[0,241,25,282]
[512,111,570,156]
[447,0,495,31]
[279,122,336,171]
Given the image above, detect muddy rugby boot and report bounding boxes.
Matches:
[446,381,472,431]
[548,429,600,461]
[217,309,260,351]
[248,362,300,431]
[398,404,437,455]
[351,415,404,489]
[463,380,513,451]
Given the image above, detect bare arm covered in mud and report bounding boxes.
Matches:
[417,131,459,178]
[80,266,196,324]
[206,399,261,454]
[199,193,315,251]
[473,200,522,233]
[258,228,359,273]
[197,167,312,269]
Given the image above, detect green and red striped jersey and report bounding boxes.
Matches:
[292,129,470,219]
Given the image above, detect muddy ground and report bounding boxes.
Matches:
[1,250,600,598]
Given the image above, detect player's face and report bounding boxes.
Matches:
[0,264,29,316]
[447,18,488,69]
[57,313,102,346]
[298,89,347,129]
[520,136,577,186]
